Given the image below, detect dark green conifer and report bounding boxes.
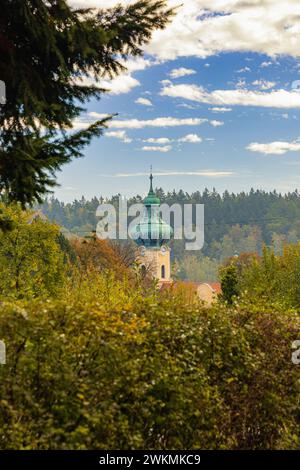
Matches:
[0,0,173,205]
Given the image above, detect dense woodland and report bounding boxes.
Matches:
[40,188,300,281]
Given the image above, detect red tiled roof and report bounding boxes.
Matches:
[202,282,222,294]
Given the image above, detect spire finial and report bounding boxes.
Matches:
[149,165,154,193]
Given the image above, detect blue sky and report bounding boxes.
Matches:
[56,0,300,201]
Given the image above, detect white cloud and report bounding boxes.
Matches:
[105,132,203,146]
[71,117,101,131]
[74,57,156,95]
[237,67,251,73]
[99,57,157,95]
[135,97,153,106]
[110,117,206,129]
[141,145,172,153]
[143,137,172,144]
[146,0,300,60]
[210,120,224,127]
[161,83,300,108]
[106,130,132,143]
[124,57,155,73]
[69,1,300,62]
[260,61,274,68]
[77,73,140,95]
[88,113,207,129]
[160,79,172,86]
[178,133,202,143]
[247,139,300,155]
[252,79,276,90]
[143,135,203,144]
[74,113,222,131]
[236,78,246,89]
[177,103,199,110]
[88,112,110,118]
[210,107,232,113]
[169,67,197,79]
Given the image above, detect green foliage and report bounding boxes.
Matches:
[0,287,299,449]
[0,0,173,204]
[210,225,263,261]
[220,264,239,304]
[0,204,67,298]
[176,254,219,282]
[238,243,300,310]
[0,206,16,233]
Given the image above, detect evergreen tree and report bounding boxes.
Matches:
[220,264,239,304]
[0,0,173,205]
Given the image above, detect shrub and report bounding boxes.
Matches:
[0,286,299,449]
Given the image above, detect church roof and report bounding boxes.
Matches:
[143,173,161,206]
[130,173,173,248]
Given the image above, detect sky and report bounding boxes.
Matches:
[56,0,300,201]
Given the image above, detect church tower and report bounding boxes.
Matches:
[130,172,173,285]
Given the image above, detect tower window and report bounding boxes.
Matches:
[161,265,166,279]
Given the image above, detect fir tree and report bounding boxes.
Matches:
[0,0,173,205]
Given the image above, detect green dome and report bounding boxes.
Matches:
[130,173,173,248]
[143,193,161,206]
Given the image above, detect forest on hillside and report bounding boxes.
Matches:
[39,188,300,282]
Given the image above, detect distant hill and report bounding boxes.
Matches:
[39,188,300,282]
